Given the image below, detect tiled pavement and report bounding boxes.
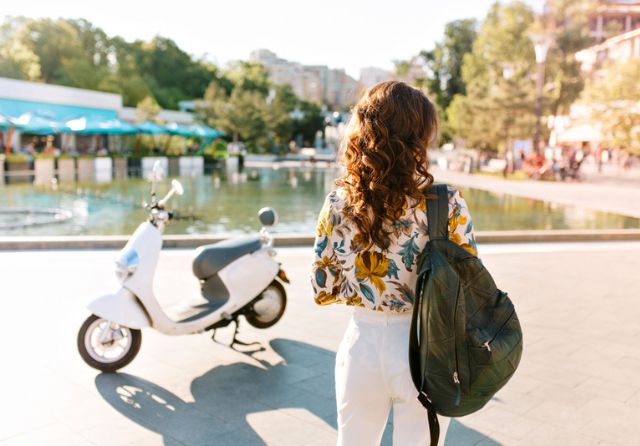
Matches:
[1,242,640,445]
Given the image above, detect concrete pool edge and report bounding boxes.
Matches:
[1,229,640,250]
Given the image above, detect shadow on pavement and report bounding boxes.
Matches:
[95,338,337,445]
[445,419,502,446]
[95,337,501,445]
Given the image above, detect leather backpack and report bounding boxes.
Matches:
[409,184,524,446]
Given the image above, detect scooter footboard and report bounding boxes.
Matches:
[87,288,151,329]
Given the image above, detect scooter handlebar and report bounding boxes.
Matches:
[157,179,185,208]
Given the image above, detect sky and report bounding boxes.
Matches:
[2,0,545,79]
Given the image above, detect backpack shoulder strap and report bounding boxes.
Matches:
[409,183,449,446]
[427,183,450,241]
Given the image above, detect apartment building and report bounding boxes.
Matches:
[588,0,640,42]
[249,49,360,108]
[359,67,392,89]
[576,26,640,71]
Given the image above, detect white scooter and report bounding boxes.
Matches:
[77,164,289,372]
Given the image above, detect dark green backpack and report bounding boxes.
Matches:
[409,184,523,446]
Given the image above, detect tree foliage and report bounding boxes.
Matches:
[544,0,594,117]
[582,60,640,155]
[198,67,324,152]
[0,16,217,109]
[420,19,477,111]
[449,1,536,152]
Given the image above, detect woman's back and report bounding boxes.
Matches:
[310,80,475,445]
[312,186,477,313]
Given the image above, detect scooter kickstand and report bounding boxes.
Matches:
[230,317,260,348]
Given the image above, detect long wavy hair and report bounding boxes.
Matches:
[336,80,438,251]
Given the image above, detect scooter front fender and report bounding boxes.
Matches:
[87,288,151,329]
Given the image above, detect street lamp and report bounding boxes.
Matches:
[529,33,552,154]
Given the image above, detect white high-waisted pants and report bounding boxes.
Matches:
[335,307,450,446]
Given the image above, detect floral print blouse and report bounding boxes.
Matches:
[311,186,478,313]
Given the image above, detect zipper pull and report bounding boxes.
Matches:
[453,371,461,406]
[483,341,492,352]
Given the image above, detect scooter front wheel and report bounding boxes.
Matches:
[245,280,287,329]
[77,314,142,373]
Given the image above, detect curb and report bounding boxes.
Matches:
[1,229,640,250]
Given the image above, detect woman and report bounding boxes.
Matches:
[311,81,477,445]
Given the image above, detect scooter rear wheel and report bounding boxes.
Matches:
[245,280,287,329]
[77,314,142,373]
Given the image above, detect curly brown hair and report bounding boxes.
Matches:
[336,80,438,251]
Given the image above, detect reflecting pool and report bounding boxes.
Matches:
[1,167,639,236]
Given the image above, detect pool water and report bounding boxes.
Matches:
[1,167,639,236]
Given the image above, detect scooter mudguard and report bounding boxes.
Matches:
[87,288,151,329]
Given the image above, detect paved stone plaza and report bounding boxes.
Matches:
[1,242,640,445]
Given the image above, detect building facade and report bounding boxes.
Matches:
[575,26,640,72]
[359,67,393,89]
[588,0,640,42]
[249,49,360,109]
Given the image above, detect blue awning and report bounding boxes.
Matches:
[0,97,117,134]
[189,123,223,139]
[0,113,23,130]
[137,121,166,135]
[165,122,194,137]
[66,116,139,135]
[12,112,71,135]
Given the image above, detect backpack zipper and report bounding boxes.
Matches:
[452,280,462,406]
[483,308,516,352]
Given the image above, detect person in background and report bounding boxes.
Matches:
[311,81,477,445]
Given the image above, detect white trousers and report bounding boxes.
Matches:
[335,308,450,446]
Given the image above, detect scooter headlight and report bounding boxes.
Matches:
[115,249,139,283]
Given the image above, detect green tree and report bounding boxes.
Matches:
[544,0,594,118]
[24,18,111,88]
[449,1,536,152]
[582,60,640,155]
[198,81,228,128]
[126,36,217,109]
[0,17,222,110]
[0,17,41,80]
[420,19,477,111]
[199,80,268,149]
[265,84,296,147]
[135,96,161,123]
[224,61,271,96]
[292,100,325,147]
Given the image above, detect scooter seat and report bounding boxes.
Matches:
[192,236,262,279]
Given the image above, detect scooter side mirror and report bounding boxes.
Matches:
[171,179,184,196]
[258,207,278,227]
[158,180,185,208]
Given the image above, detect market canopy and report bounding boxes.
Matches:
[0,113,22,130]
[12,112,71,135]
[189,123,223,139]
[0,97,117,124]
[136,121,166,135]
[0,98,224,138]
[164,122,194,137]
[66,116,139,135]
